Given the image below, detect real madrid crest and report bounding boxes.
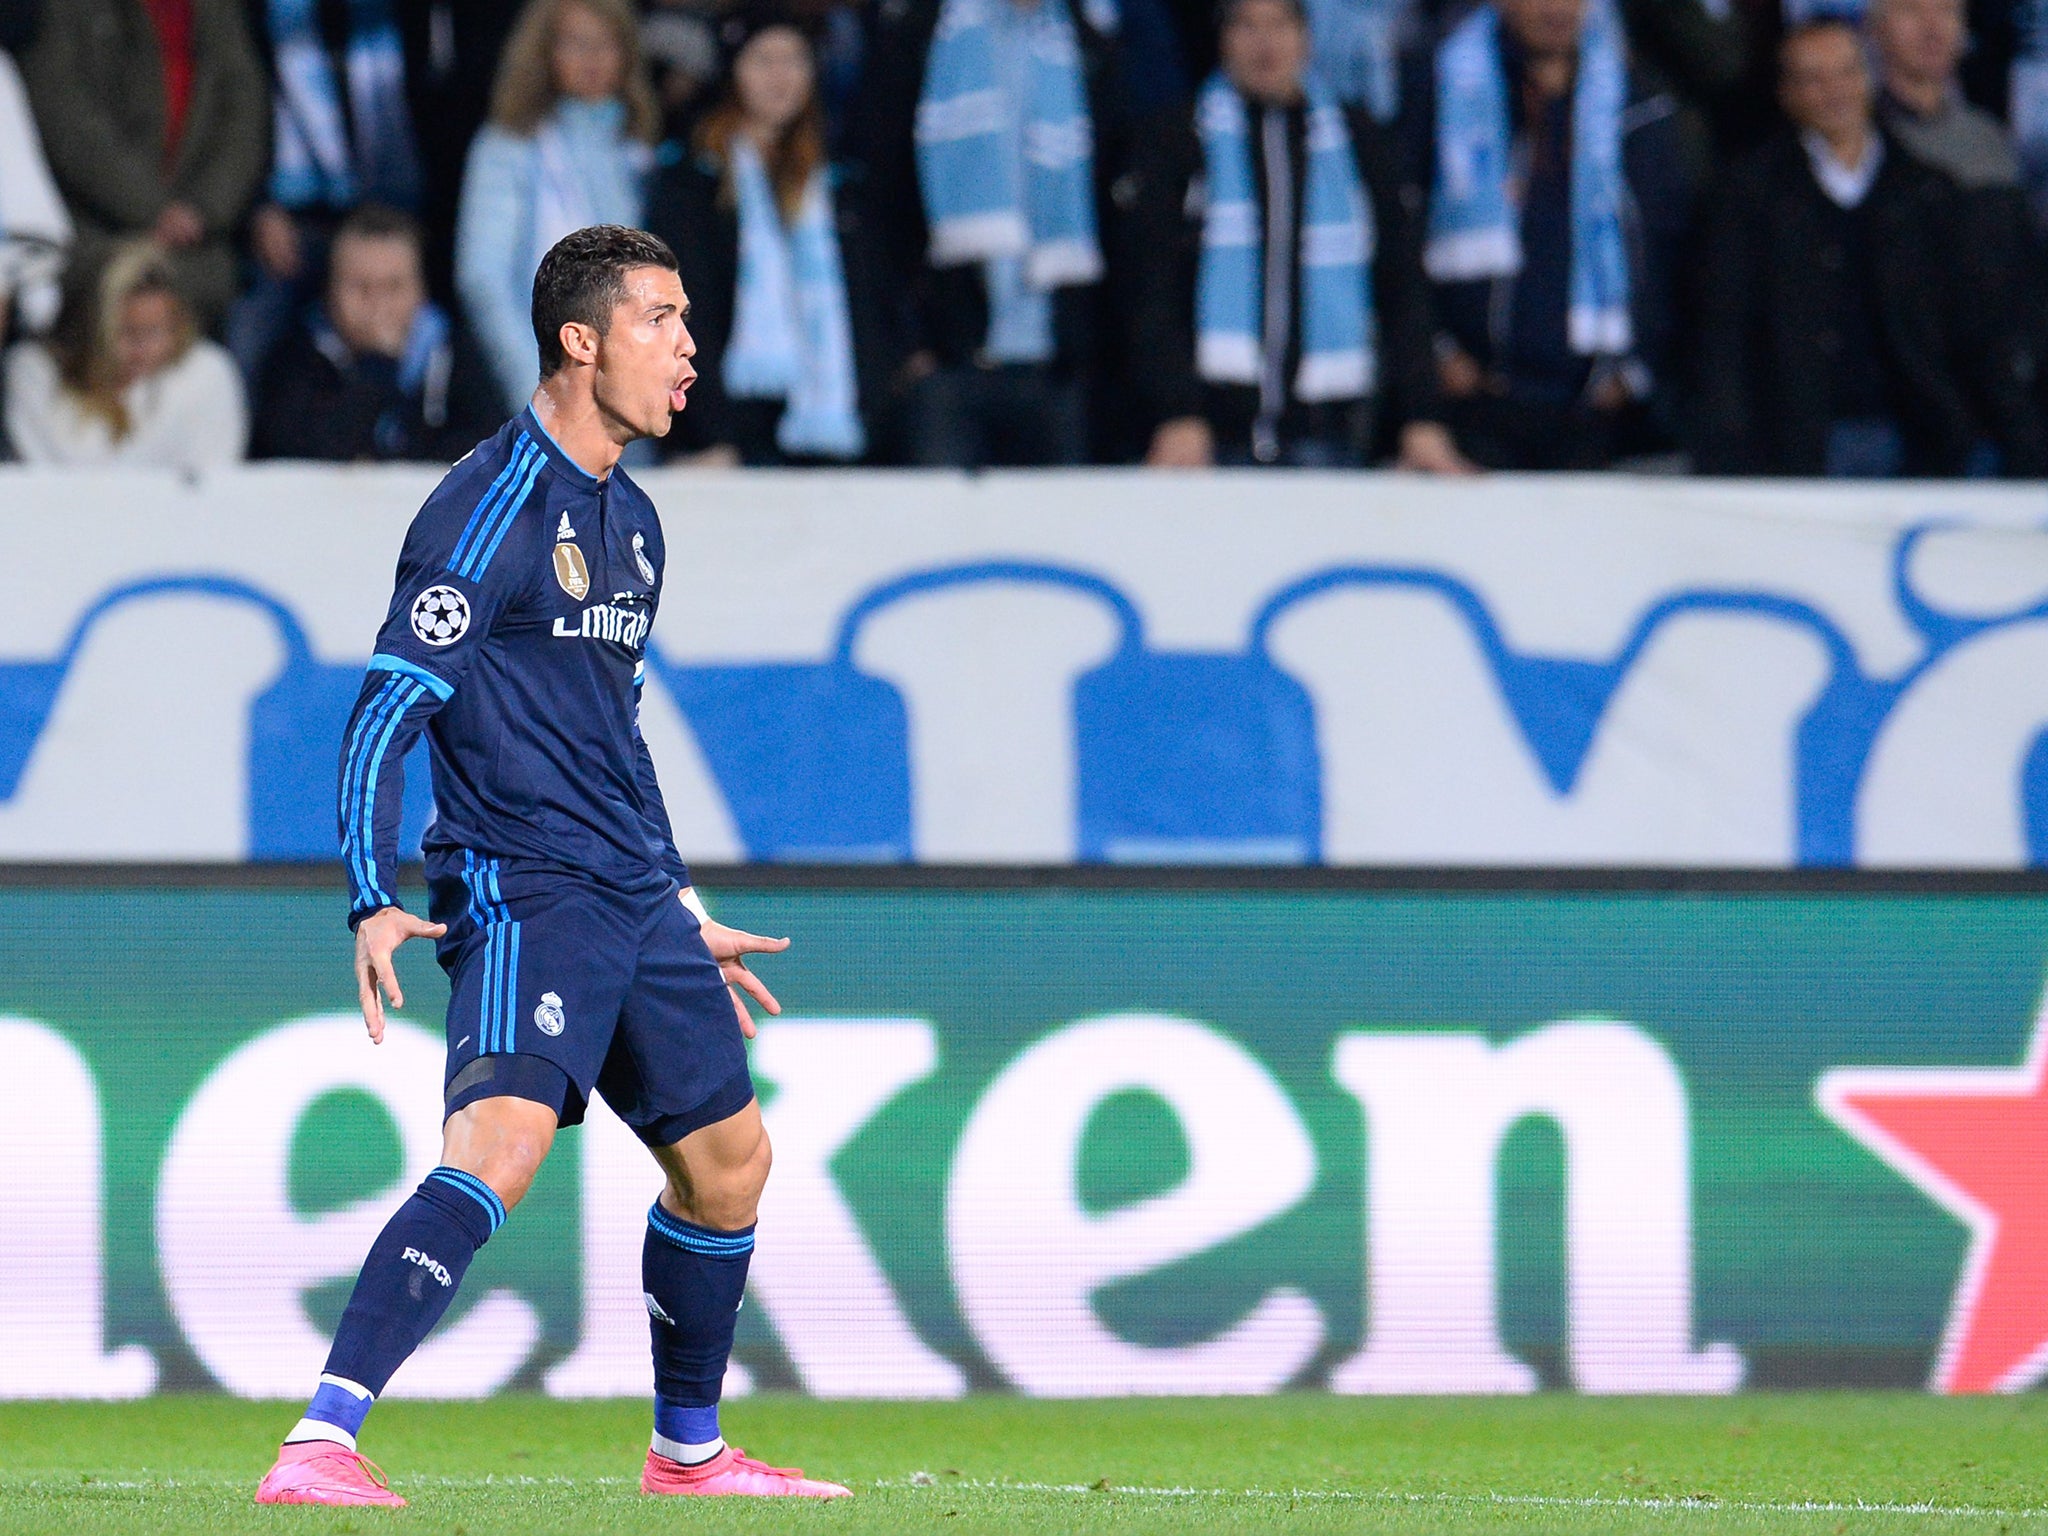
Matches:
[552,542,590,601]
[534,990,566,1036]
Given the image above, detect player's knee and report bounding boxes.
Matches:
[471,1135,550,1211]
[685,1139,769,1232]
[442,1097,558,1213]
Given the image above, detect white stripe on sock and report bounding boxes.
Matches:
[318,1373,373,1399]
[652,1430,726,1466]
[284,1419,356,1451]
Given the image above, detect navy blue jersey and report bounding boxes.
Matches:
[337,408,690,926]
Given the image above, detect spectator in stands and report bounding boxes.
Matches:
[22,0,269,327]
[0,21,68,340]
[1126,0,1469,468]
[858,0,1127,466]
[1870,0,2046,452]
[401,1,524,298]
[1303,0,1414,122]
[646,12,892,465]
[0,0,38,56]
[1616,0,1753,154]
[455,0,658,411]
[3,241,247,468]
[642,0,728,141]
[1872,0,2024,186]
[1696,19,2043,476]
[251,205,498,462]
[1406,0,1694,469]
[231,0,424,384]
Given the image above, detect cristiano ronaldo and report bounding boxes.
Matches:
[255,225,849,1505]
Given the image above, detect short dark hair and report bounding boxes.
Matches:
[1217,0,1307,29]
[530,224,680,377]
[334,203,423,252]
[1779,13,1864,64]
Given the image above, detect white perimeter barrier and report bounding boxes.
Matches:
[0,465,2043,866]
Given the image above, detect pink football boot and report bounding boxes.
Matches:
[640,1445,852,1498]
[254,1441,407,1507]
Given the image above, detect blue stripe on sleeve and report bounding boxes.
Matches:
[366,653,455,701]
[338,676,397,890]
[339,677,406,897]
[461,451,547,580]
[349,679,423,897]
[450,441,540,579]
[447,436,535,574]
[353,681,426,906]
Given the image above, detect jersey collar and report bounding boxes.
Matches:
[519,405,607,492]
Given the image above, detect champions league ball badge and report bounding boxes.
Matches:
[632,532,655,586]
[410,586,471,646]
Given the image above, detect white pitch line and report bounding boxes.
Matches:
[888,1478,2045,1520]
[12,1474,2043,1519]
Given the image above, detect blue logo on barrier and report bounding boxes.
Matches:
[0,575,431,861]
[0,525,2040,865]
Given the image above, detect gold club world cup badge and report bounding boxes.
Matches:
[553,543,590,601]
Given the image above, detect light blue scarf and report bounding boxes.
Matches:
[722,139,866,460]
[1196,73,1376,401]
[267,0,420,210]
[914,0,1104,289]
[1302,0,1413,122]
[1425,1,1631,355]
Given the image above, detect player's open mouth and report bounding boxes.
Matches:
[669,379,691,412]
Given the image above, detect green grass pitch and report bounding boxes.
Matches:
[3,1395,2047,1534]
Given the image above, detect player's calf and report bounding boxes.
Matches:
[255,1164,509,1506]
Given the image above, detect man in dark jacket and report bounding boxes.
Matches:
[1696,18,2043,476]
[1402,0,1697,470]
[23,0,269,325]
[852,0,1130,466]
[252,205,498,461]
[1126,0,1468,467]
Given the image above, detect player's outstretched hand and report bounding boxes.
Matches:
[695,919,789,1039]
[355,907,448,1044]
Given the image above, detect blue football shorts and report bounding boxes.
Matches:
[425,854,754,1146]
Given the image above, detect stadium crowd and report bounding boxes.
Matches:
[0,0,2043,474]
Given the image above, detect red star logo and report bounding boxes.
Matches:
[1818,1016,2048,1393]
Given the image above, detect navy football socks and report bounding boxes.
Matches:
[644,1201,755,1465]
[285,1167,506,1449]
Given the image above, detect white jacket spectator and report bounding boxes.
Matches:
[455,0,658,410]
[4,242,246,469]
[0,48,69,334]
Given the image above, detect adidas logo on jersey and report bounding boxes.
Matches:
[556,511,576,542]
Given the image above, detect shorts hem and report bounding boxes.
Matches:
[629,1068,757,1147]
[445,1052,585,1126]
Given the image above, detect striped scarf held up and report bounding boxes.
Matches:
[914,0,1103,289]
[722,137,866,460]
[1424,1,1631,356]
[1196,74,1377,403]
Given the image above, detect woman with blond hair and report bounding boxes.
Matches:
[456,0,660,410]
[645,11,891,464]
[2,242,247,468]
